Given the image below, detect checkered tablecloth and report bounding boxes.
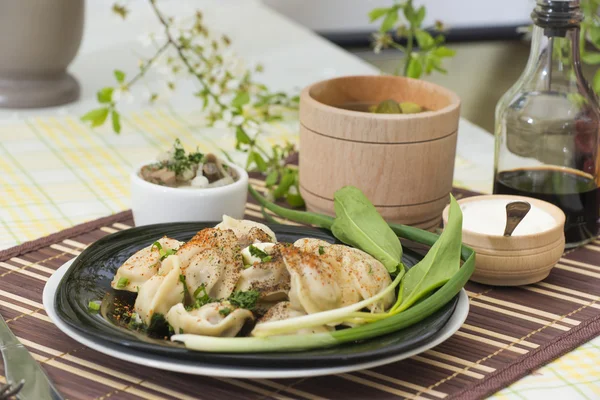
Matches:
[1,109,599,399]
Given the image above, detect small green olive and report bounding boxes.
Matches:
[399,101,423,114]
[373,99,402,114]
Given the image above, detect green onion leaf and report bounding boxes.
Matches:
[88,301,101,312]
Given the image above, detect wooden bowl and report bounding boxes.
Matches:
[299,75,461,230]
[442,195,566,286]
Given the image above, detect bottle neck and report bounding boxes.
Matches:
[522,25,585,92]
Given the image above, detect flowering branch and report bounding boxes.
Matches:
[82,0,303,206]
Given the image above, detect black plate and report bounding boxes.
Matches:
[55,223,458,368]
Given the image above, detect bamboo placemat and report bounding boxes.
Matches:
[1,182,600,400]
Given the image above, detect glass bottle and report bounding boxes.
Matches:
[494,0,600,248]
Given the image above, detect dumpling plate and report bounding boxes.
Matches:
[52,223,462,370]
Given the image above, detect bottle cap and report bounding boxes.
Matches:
[532,0,583,30]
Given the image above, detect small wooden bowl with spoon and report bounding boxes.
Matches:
[442,194,566,286]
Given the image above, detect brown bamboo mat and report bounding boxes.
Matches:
[1,181,600,400]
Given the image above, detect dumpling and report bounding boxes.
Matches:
[293,238,331,254]
[236,246,290,302]
[279,245,342,314]
[134,255,185,325]
[215,215,277,246]
[251,301,332,336]
[111,237,182,292]
[327,245,394,312]
[176,227,227,267]
[295,238,394,312]
[294,239,361,307]
[178,228,243,300]
[166,302,253,337]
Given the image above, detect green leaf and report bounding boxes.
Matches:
[593,69,600,94]
[330,186,402,273]
[394,195,462,312]
[406,57,423,79]
[286,193,305,208]
[403,3,416,23]
[81,108,110,128]
[265,170,278,187]
[582,52,600,64]
[111,110,121,133]
[271,169,295,199]
[247,151,267,172]
[380,10,398,33]
[97,87,114,104]
[433,46,456,58]
[589,25,600,48]
[415,6,426,26]
[235,127,252,146]
[368,7,390,22]
[415,29,435,50]
[114,70,126,83]
[232,92,250,108]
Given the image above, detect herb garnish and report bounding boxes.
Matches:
[219,307,232,317]
[188,283,215,310]
[249,245,271,262]
[151,241,178,261]
[165,139,204,175]
[228,290,260,311]
[88,301,101,312]
[116,277,129,288]
[318,246,325,255]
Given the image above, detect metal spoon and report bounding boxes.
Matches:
[503,201,532,237]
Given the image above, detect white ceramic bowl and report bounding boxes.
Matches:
[131,161,248,226]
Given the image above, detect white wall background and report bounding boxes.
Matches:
[261,0,534,34]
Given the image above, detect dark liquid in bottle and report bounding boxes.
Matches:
[494,167,600,247]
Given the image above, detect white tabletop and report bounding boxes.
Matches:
[0,0,495,194]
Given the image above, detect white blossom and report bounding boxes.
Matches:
[231,115,245,126]
[113,87,134,104]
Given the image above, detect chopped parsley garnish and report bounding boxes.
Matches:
[188,283,215,310]
[179,328,184,334]
[368,265,373,275]
[164,139,204,175]
[116,277,129,288]
[219,307,232,317]
[151,241,178,261]
[88,301,101,312]
[318,246,325,255]
[228,290,260,311]
[127,313,143,330]
[249,245,271,262]
[147,313,168,333]
[179,274,190,297]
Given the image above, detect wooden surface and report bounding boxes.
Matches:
[1,178,600,400]
[299,75,460,228]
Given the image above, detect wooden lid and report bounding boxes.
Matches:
[300,75,461,144]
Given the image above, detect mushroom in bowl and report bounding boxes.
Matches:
[131,140,248,226]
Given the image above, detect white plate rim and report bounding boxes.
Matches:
[43,260,469,379]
